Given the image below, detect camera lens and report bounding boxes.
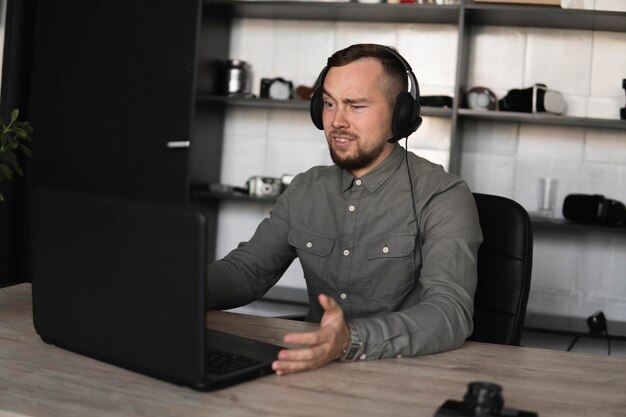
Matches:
[463,382,504,416]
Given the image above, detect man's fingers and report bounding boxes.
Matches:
[272,359,310,376]
[272,346,329,375]
[283,329,323,345]
[277,345,324,361]
[318,293,339,311]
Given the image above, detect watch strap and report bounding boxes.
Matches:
[340,322,364,362]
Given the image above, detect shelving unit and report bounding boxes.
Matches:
[197,0,626,246]
[203,0,626,176]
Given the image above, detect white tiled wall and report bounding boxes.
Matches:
[217,18,458,290]
[461,26,626,322]
[216,18,626,322]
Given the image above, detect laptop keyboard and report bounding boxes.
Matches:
[205,347,263,375]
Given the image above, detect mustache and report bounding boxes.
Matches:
[329,130,357,140]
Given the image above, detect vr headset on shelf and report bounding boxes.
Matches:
[562,194,626,226]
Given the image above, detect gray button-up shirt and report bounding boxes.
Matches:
[206,144,483,359]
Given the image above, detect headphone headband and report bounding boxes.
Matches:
[310,45,422,142]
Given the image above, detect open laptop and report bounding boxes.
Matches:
[30,187,282,391]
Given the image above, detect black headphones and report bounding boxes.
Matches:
[309,46,422,143]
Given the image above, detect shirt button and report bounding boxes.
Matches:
[306,241,313,248]
[355,179,362,186]
[340,292,347,300]
[382,246,389,254]
[343,249,350,256]
[348,205,355,212]
[359,353,367,360]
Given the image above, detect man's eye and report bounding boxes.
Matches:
[323,101,335,109]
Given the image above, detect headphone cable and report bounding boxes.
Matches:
[405,138,423,264]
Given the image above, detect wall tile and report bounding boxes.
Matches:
[580,161,626,201]
[272,20,335,86]
[517,124,585,161]
[524,28,592,95]
[577,232,616,295]
[265,136,332,178]
[267,110,322,142]
[590,32,626,97]
[406,117,451,151]
[216,202,266,259]
[224,107,268,136]
[584,128,626,165]
[461,120,519,156]
[407,148,450,172]
[531,230,580,292]
[398,24,458,90]
[526,290,574,317]
[460,153,516,198]
[333,21,398,53]
[595,0,626,12]
[468,26,526,90]
[606,302,626,323]
[587,96,623,120]
[220,134,268,186]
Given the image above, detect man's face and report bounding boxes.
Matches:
[321,58,395,178]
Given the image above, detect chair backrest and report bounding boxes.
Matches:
[468,193,533,346]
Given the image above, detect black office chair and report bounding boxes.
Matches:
[468,193,533,346]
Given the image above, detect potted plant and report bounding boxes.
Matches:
[0,109,33,202]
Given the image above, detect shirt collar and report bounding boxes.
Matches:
[341,144,405,193]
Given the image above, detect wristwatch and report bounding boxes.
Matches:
[340,322,364,361]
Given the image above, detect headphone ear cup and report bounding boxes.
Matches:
[310,87,324,130]
[391,92,421,142]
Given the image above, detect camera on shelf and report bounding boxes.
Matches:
[260,77,293,100]
[247,176,283,198]
[434,382,537,417]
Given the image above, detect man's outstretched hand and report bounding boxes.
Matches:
[272,294,350,376]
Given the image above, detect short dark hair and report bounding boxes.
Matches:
[326,44,408,107]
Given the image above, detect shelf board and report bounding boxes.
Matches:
[531,216,626,234]
[192,188,279,203]
[525,312,626,339]
[458,108,626,130]
[206,1,626,32]
[465,3,626,33]
[207,0,460,24]
[196,94,453,117]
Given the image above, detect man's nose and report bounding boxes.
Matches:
[330,107,349,129]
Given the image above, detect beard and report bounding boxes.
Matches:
[327,131,389,172]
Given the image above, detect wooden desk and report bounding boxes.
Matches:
[1,284,625,417]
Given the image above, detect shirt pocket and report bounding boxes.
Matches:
[288,227,335,282]
[362,233,416,304]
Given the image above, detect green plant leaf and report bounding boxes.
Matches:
[1,151,17,161]
[0,163,14,180]
[13,128,28,138]
[6,158,23,176]
[19,144,33,157]
[0,108,32,203]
